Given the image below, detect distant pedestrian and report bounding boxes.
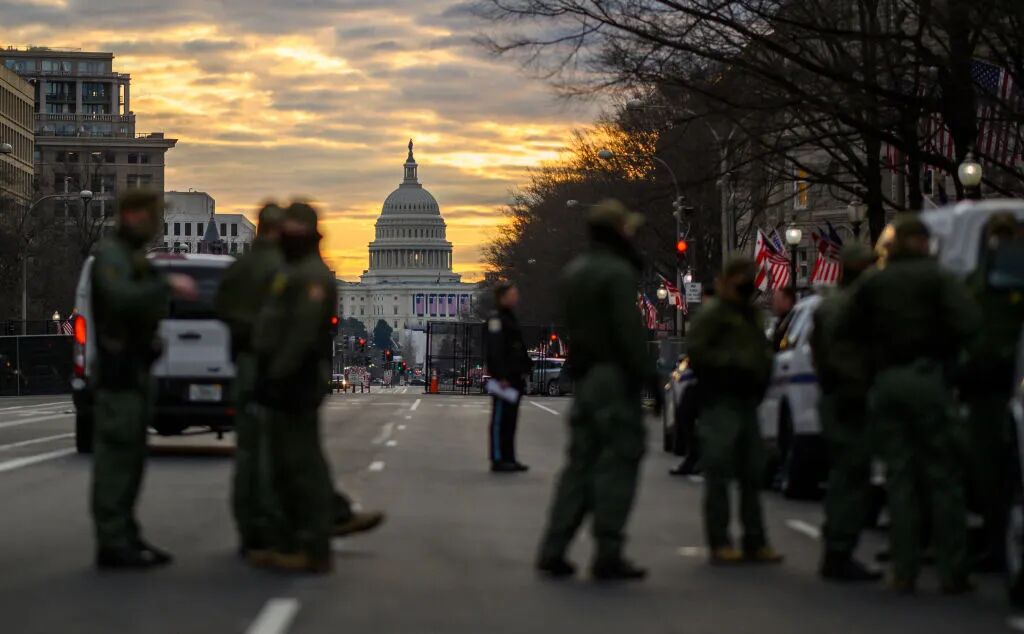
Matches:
[687,257,782,565]
[809,244,881,582]
[841,214,980,594]
[485,282,532,473]
[90,190,197,569]
[960,212,1024,572]
[536,199,659,582]
[670,282,714,477]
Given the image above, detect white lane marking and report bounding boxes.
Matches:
[0,448,76,474]
[0,433,73,451]
[0,413,73,430]
[386,440,397,447]
[404,415,412,420]
[0,401,70,414]
[371,423,395,445]
[786,519,822,540]
[410,398,421,411]
[398,425,406,430]
[676,546,707,558]
[368,461,385,472]
[245,598,300,634]
[1007,617,1024,632]
[529,401,560,416]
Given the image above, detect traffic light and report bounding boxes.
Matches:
[329,315,339,336]
[550,333,558,342]
[384,349,393,364]
[358,338,366,352]
[676,238,689,256]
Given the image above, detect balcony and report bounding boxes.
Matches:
[36,113,133,124]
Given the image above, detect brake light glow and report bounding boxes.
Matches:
[73,314,87,345]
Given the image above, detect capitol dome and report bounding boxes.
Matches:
[361,140,459,283]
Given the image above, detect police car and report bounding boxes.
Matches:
[71,253,236,452]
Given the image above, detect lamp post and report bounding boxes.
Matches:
[51,311,61,335]
[0,143,12,155]
[785,224,803,291]
[19,190,92,334]
[598,148,686,337]
[846,199,868,239]
[656,286,669,333]
[958,151,983,200]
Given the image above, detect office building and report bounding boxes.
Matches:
[0,64,34,204]
[164,190,255,254]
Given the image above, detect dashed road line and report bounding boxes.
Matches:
[398,425,406,430]
[386,440,397,447]
[529,401,560,416]
[0,433,73,451]
[0,448,76,474]
[368,461,385,472]
[404,415,412,420]
[676,546,707,559]
[786,519,821,540]
[0,413,73,430]
[245,598,300,634]
[0,401,69,414]
[371,423,395,445]
[410,398,421,411]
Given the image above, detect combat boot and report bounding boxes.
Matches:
[267,551,333,574]
[709,546,743,565]
[97,542,173,570]
[333,511,386,538]
[536,557,577,578]
[591,559,647,582]
[820,551,882,582]
[744,546,784,564]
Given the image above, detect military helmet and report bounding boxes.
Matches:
[892,213,929,241]
[587,199,644,234]
[117,189,163,216]
[257,202,285,231]
[284,201,320,233]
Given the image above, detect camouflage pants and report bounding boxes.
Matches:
[538,366,646,565]
[871,362,968,585]
[91,387,150,550]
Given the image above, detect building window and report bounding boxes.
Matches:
[128,152,138,163]
[79,61,102,73]
[197,223,203,236]
[393,306,398,315]
[230,243,238,253]
[173,222,180,235]
[230,223,238,237]
[163,223,168,236]
[794,168,809,210]
[82,83,106,99]
[126,174,153,189]
[220,223,226,236]
[185,223,192,237]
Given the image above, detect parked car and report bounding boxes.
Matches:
[528,358,567,396]
[757,295,827,498]
[71,253,236,453]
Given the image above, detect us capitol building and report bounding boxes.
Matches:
[338,141,478,332]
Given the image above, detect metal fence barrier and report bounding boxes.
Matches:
[0,335,73,396]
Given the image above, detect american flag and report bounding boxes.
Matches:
[657,273,684,310]
[636,293,658,330]
[809,222,843,286]
[755,229,792,291]
[61,319,74,336]
[924,60,1022,165]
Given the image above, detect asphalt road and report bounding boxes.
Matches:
[0,389,1014,633]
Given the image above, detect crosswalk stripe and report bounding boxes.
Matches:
[0,413,73,430]
[245,598,300,634]
[0,433,73,451]
[0,448,76,474]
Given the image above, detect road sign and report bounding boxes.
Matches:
[685,282,703,304]
[384,370,393,385]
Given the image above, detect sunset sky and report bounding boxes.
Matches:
[3,0,600,280]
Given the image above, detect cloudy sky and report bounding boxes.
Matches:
[3,0,599,279]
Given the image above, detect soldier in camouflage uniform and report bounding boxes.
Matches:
[536,200,660,582]
[687,257,782,565]
[809,244,880,582]
[842,214,980,594]
[215,203,286,563]
[90,190,197,569]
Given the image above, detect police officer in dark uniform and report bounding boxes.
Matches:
[91,190,196,569]
[485,282,532,472]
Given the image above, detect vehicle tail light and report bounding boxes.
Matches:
[72,315,87,378]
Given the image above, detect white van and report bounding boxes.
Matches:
[71,252,237,452]
[758,295,827,498]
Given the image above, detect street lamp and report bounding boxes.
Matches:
[785,224,803,290]
[846,199,868,239]
[0,143,12,155]
[683,272,693,285]
[656,286,669,301]
[958,151,983,200]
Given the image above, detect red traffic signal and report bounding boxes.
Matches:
[676,239,689,255]
[330,315,339,327]
[550,333,558,342]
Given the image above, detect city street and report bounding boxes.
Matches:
[0,390,1012,633]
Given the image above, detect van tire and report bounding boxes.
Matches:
[547,380,561,397]
[75,410,94,454]
[154,418,188,436]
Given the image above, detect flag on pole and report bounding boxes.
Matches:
[657,273,684,310]
[808,222,844,286]
[636,293,658,330]
[61,319,74,336]
[754,229,792,291]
